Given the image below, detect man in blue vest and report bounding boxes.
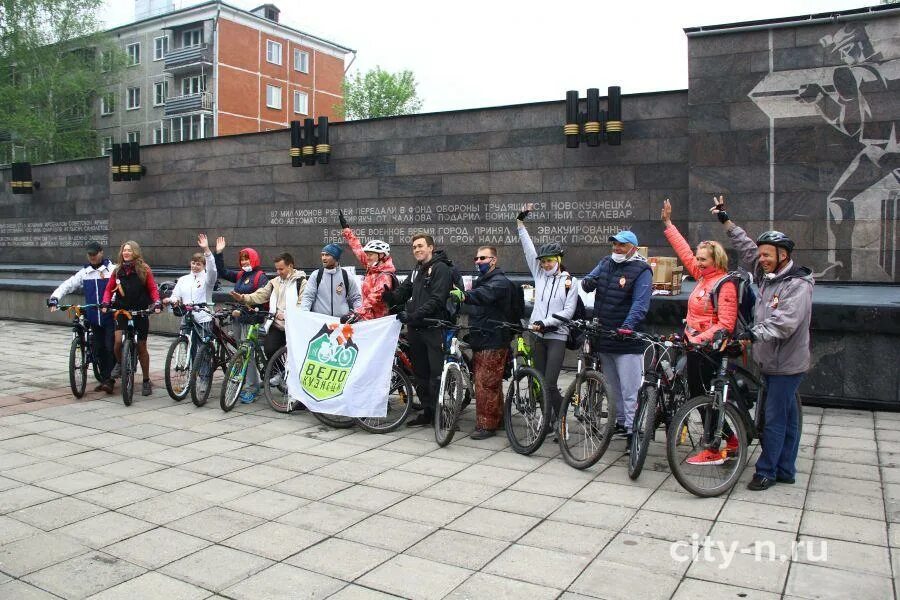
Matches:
[581,231,653,446]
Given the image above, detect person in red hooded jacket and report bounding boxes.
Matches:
[214,236,269,402]
[338,210,397,321]
[662,199,739,465]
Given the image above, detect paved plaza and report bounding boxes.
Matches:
[0,319,896,599]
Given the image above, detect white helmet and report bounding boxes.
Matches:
[362,240,390,255]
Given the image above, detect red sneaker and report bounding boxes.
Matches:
[686,448,726,466]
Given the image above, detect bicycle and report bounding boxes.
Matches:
[551,314,617,470]
[111,308,155,407]
[416,319,473,447]
[491,320,550,455]
[220,306,274,412]
[665,337,801,497]
[628,332,689,480]
[187,306,237,407]
[354,330,416,433]
[53,303,103,398]
[163,303,220,402]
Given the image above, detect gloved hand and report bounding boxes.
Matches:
[717,210,730,224]
[339,312,356,324]
[397,311,409,324]
[617,328,633,336]
[46,297,58,308]
[736,329,756,342]
[382,284,394,305]
[531,320,545,333]
[100,302,110,313]
[152,301,163,313]
[449,288,465,303]
[516,208,530,221]
[338,210,349,230]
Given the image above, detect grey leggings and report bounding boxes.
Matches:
[531,335,567,417]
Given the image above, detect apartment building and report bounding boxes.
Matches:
[97,1,353,154]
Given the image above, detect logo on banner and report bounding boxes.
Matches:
[300,323,359,402]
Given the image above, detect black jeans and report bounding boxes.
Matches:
[686,350,716,399]
[264,326,286,363]
[90,322,116,381]
[407,326,444,418]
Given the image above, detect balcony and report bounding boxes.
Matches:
[164,91,213,116]
[164,44,212,74]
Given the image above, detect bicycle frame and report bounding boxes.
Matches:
[694,344,761,448]
[436,327,473,409]
[233,313,271,383]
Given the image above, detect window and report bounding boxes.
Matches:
[153,36,168,60]
[266,84,282,109]
[292,90,308,115]
[127,131,140,144]
[168,114,212,142]
[293,49,309,73]
[126,42,140,65]
[182,29,201,47]
[266,40,282,65]
[152,126,169,144]
[153,81,168,106]
[181,75,205,96]
[100,92,115,115]
[126,86,141,110]
[99,50,112,73]
[101,136,113,156]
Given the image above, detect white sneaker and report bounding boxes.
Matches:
[269,373,283,387]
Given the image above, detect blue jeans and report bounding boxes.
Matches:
[755,373,804,480]
[597,352,643,432]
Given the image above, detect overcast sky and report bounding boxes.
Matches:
[103,0,873,112]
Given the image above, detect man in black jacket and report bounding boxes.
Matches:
[384,234,454,427]
[450,246,513,439]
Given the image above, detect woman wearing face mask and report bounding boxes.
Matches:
[213,237,268,401]
[517,204,579,422]
[339,210,397,321]
[662,198,740,465]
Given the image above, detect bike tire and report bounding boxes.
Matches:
[190,344,214,407]
[628,385,658,480]
[121,338,135,407]
[356,365,415,433]
[263,346,292,413]
[435,364,465,447]
[68,337,87,398]
[666,395,748,498]
[220,349,247,412]
[558,370,615,470]
[164,336,191,401]
[312,411,356,429]
[91,356,103,383]
[504,366,551,455]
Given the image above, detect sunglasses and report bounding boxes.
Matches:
[473,255,494,261]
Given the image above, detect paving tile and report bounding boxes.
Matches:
[222,563,344,600]
[57,512,153,549]
[9,496,106,531]
[443,571,560,600]
[795,535,890,577]
[74,481,162,509]
[784,562,893,600]
[177,478,257,504]
[0,531,88,576]
[598,532,690,577]
[357,554,471,600]
[574,480,654,508]
[484,542,591,589]
[287,538,395,581]
[23,551,145,599]
[0,485,61,514]
[179,455,255,477]
[26,440,92,459]
[718,499,802,533]
[446,507,540,542]
[223,521,326,561]
[549,499,636,531]
[396,456,470,477]
[0,579,65,599]
[104,527,211,569]
[407,529,508,570]
[276,501,370,535]
[449,464,526,488]
[2,460,80,484]
[338,514,435,552]
[167,506,265,543]
[380,495,472,527]
[325,584,400,599]
[799,510,888,546]
[160,545,273,592]
[128,467,210,492]
[623,508,714,543]
[325,484,407,512]
[270,473,353,500]
[339,449,416,469]
[0,514,40,544]
[221,463,298,487]
[479,488,566,518]
[86,571,210,600]
[116,492,212,525]
[363,469,441,494]
[92,458,167,479]
[805,489,885,520]
[518,519,614,558]
[221,488,311,520]
[420,479,503,505]
[670,578,781,600]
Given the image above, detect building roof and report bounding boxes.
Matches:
[105,0,355,54]
[684,2,899,36]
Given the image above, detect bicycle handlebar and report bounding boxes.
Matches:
[487,319,528,334]
[112,308,157,319]
[421,318,465,329]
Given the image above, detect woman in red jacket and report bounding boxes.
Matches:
[339,211,397,321]
[662,199,738,464]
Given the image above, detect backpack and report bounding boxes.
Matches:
[506,281,527,326]
[446,265,465,323]
[710,268,756,335]
[312,268,350,313]
[564,276,588,350]
[384,272,401,314]
[251,270,269,312]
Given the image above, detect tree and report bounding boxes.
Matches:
[337,66,423,120]
[0,0,124,164]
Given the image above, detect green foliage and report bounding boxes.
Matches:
[0,0,124,163]
[337,66,423,121]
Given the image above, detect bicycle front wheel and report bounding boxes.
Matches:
[558,370,615,470]
[435,364,465,447]
[356,365,414,433]
[666,395,748,498]
[164,336,191,401]
[69,338,88,398]
[504,366,551,455]
[121,338,135,406]
[312,411,355,429]
[190,344,214,407]
[628,384,658,480]
[220,349,247,412]
[263,346,291,413]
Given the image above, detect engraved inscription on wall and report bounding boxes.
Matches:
[0,219,109,248]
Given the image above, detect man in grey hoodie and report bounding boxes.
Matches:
[713,196,814,491]
[300,243,362,318]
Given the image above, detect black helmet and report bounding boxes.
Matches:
[756,231,795,254]
[536,242,565,259]
[157,281,176,299]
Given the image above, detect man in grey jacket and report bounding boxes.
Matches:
[713,196,814,491]
[300,243,362,318]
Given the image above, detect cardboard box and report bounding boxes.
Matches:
[649,256,678,284]
[636,246,648,259]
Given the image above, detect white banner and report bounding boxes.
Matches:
[284,308,401,417]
